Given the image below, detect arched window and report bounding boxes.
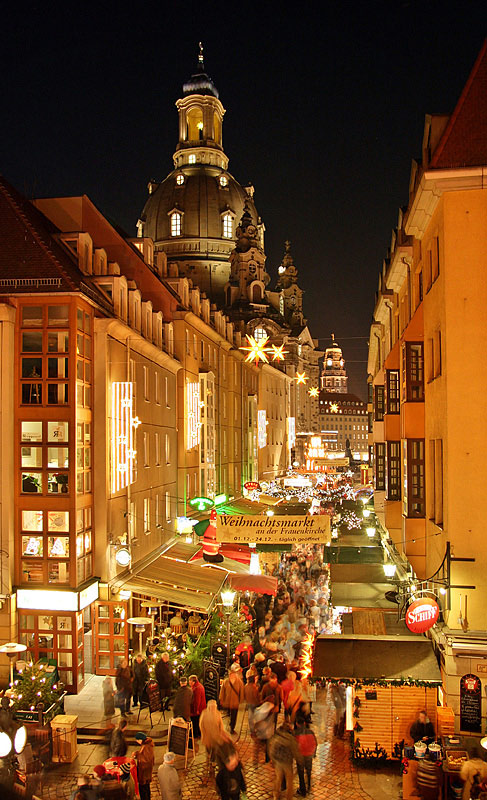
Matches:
[222,213,233,239]
[254,326,266,341]
[252,284,262,303]
[187,108,204,140]
[170,212,182,237]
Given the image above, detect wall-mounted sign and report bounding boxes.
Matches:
[244,481,261,492]
[405,597,439,634]
[460,673,481,733]
[216,514,330,545]
[188,496,214,512]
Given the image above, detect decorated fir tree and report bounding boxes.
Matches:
[9,662,62,712]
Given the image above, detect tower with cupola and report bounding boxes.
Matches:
[320,334,348,393]
[276,240,305,328]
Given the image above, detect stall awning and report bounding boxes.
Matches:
[229,574,278,596]
[218,498,269,515]
[124,557,228,613]
[313,634,441,682]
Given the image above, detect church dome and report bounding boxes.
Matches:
[140,164,259,245]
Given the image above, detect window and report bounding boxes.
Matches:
[222,213,233,239]
[220,175,228,187]
[143,498,150,533]
[165,376,169,408]
[155,372,160,404]
[155,495,161,527]
[165,433,170,465]
[175,174,185,186]
[170,211,182,237]
[434,439,443,525]
[253,327,267,342]
[128,501,136,541]
[386,441,401,501]
[165,491,171,523]
[143,366,149,400]
[188,154,196,165]
[432,236,440,282]
[143,432,149,466]
[386,370,400,414]
[404,342,424,401]
[374,385,385,422]
[155,433,160,465]
[406,439,425,517]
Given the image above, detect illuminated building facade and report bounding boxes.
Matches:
[367,43,487,728]
[320,334,348,393]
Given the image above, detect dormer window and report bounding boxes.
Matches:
[170,211,182,237]
[176,173,185,186]
[188,154,196,165]
[222,213,233,239]
[220,175,228,188]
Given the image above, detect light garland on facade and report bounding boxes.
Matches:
[186,380,201,449]
[111,382,139,494]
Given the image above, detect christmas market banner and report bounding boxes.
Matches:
[216,514,330,544]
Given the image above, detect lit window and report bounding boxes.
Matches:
[253,327,267,342]
[222,213,233,239]
[220,175,228,187]
[170,212,182,237]
[188,154,196,165]
[176,173,185,186]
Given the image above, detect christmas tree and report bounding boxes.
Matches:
[9,662,62,712]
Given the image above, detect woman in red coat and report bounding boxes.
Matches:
[189,674,206,738]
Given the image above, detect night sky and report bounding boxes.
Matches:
[3,2,486,397]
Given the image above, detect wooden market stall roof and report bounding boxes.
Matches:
[313,634,441,682]
[125,557,228,613]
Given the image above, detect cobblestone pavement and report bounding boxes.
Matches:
[38,688,401,800]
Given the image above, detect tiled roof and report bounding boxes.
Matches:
[0,176,108,309]
[430,40,487,169]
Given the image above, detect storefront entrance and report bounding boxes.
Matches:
[93,600,128,674]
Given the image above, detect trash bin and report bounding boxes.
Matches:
[51,714,78,763]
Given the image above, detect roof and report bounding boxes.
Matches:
[430,40,487,169]
[319,392,365,406]
[0,176,108,308]
[313,635,441,682]
[124,555,228,613]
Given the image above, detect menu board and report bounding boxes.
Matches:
[146,680,162,713]
[203,659,220,703]
[211,641,227,676]
[168,719,189,756]
[460,673,481,733]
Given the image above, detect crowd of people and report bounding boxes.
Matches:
[81,544,338,800]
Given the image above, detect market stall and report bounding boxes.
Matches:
[313,634,442,760]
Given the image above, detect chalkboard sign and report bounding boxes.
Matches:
[203,659,220,703]
[146,680,162,713]
[460,673,481,732]
[211,641,227,676]
[168,721,188,755]
[365,690,377,700]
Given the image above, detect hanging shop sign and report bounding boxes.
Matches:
[216,514,330,545]
[244,481,261,492]
[460,673,481,733]
[405,597,439,634]
[188,496,214,512]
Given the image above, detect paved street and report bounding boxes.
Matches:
[39,683,401,800]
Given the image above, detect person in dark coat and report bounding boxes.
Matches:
[155,652,173,711]
[173,677,193,721]
[410,711,435,743]
[216,752,246,800]
[115,659,133,717]
[109,718,128,757]
[132,654,150,707]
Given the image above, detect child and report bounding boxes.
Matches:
[103,676,115,718]
[216,752,246,800]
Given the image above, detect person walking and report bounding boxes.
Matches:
[155,652,173,711]
[269,721,302,800]
[262,672,282,728]
[216,752,246,800]
[244,674,261,736]
[172,677,192,721]
[188,674,206,738]
[133,731,155,800]
[115,658,133,717]
[109,718,128,757]
[132,654,150,708]
[219,663,244,735]
[102,676,115,718]
[253,700,275,763]
[294,716,317,796]
[157,752,181,800]
[200,699,232,777]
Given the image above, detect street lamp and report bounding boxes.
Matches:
[366,526,376,539]
[0,697,27,759]
[383,563,397,578]
[221,589,236,669]
[0,643,27,687]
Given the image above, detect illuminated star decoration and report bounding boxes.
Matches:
[270,344,288,362]
[295,372,308,385]
[240,334,272,364]
[330,402,339,413]
[308,387,319,397]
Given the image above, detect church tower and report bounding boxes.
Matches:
[276,240,305,329]
[225,198,269,306]
[138,45,261,301]
[320,335,348,393]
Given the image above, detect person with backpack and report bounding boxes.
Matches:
[253,700,277,763]
[294,716,317,796]
[269,721,303,800]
